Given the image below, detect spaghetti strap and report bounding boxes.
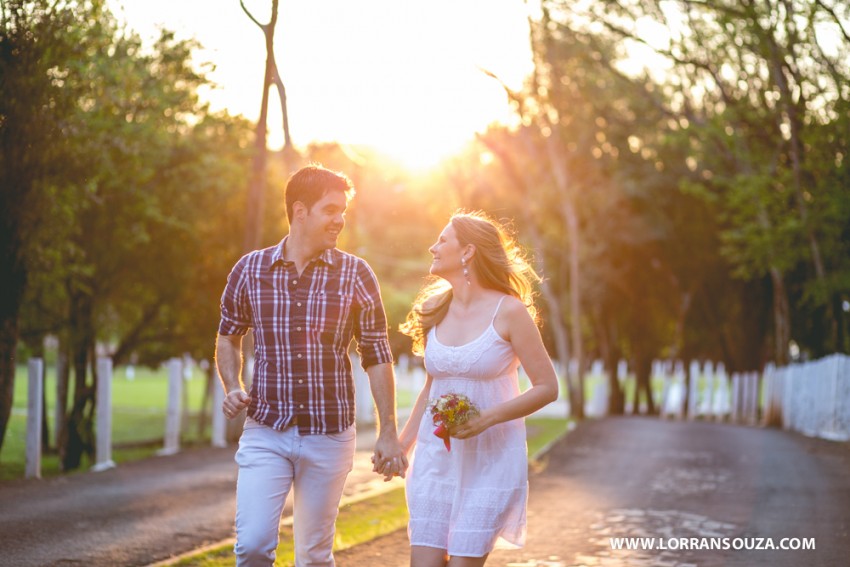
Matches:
[491,296,507,323]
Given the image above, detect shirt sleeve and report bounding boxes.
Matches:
[218,255,253,336]
[353,259,394,370]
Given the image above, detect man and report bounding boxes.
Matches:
[215,164,408,566]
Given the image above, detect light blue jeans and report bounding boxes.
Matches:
[234,418,356,566]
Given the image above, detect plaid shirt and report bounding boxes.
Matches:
[218,238,393,434]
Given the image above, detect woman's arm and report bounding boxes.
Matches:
[399,372,434,454]
[453,297,559,439]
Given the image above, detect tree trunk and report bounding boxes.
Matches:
[0,317,18,456]
[770,268,791,365]
[476,133,574,418]
[35,341,50,451]
[546,135,584,419]
[55,345,69,449]
[633,351,655,415]
[0,260,25,454]
[59,288,96,471]
[241,0,292,252]
[683,358,693,419]
[764,23,836,348]
[597,317,623,415]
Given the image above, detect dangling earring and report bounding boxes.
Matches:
[461,258,471,286]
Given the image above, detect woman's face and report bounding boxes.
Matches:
[428,222,465,278]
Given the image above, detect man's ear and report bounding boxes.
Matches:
[292,201,308,222]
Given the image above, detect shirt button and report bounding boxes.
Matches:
[292,280,298,285]
[296,326,302,331]
[297,302,302,307]
[299,404,304,409]
[297,353,302,359]
[298,379,304,384]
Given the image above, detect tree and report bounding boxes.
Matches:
[1,0,255,465]
[0,0,102,454]
[539,0,850,367]
[240,0,297,253]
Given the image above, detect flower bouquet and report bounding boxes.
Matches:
[428,392,479,451]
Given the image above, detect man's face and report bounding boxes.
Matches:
[300,189,347,252]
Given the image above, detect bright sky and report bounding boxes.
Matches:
[108,0,534,170]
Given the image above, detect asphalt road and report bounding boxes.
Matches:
[2,417,848,567]
[338,417,850,567]
[0,428,399,567]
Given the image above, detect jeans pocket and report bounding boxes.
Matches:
[242,416,265,430]
[325,425,356,443]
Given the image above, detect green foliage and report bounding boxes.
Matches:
[501,0,850,366]
[0,0,256,463]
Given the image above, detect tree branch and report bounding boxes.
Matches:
[240,0,266,31]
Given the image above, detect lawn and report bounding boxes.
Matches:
[1,363,213,480]
[1,361,572,482]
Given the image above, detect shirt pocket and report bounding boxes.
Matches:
[310,291,354,335]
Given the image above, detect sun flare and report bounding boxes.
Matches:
[108,0,534,172]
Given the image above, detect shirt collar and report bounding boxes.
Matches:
[269,237,337,270]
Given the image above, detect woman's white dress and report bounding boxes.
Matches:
[406,297,528,557]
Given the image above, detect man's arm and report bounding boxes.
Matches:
[215,333,251,419]
[366,362,408,480]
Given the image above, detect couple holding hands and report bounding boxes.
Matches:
[216,165,559,567]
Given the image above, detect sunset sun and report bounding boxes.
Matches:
[108,0,534,171]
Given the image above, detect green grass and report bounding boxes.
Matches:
[172,416,570,567]
[1,360,572,483]
[1,364,214,481]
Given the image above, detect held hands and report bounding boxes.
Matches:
[222,390,251,419]
[371,433,409,482]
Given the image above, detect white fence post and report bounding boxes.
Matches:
[712,366,730,421]
[91,357,116,472]
[352,354,376,426]
[774,354,850,441]
[819,355,846,441]
[26,359,44,479]
[159,358,183,456]
[586,360,608,417]
[700,363,716,417]
[662,361,685,419]
[731,373,741,423]
[748,371,760,425]
[211,372,227,448]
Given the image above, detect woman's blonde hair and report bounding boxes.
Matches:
[400,210,540,356]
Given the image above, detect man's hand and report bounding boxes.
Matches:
[222,389,251,419]
[371,432,409,482]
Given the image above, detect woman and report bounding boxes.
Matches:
[398,211,560,567]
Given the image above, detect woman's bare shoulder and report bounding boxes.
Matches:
[498,294,531,317]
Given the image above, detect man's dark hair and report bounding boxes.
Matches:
[285,164,355,223]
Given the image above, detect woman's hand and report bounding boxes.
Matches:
[450,410,495,439]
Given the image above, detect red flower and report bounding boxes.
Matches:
[427,393,479,452]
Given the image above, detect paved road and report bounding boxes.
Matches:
[338,417,850,567]
[2,418,848,567]
[0,427,400,567]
